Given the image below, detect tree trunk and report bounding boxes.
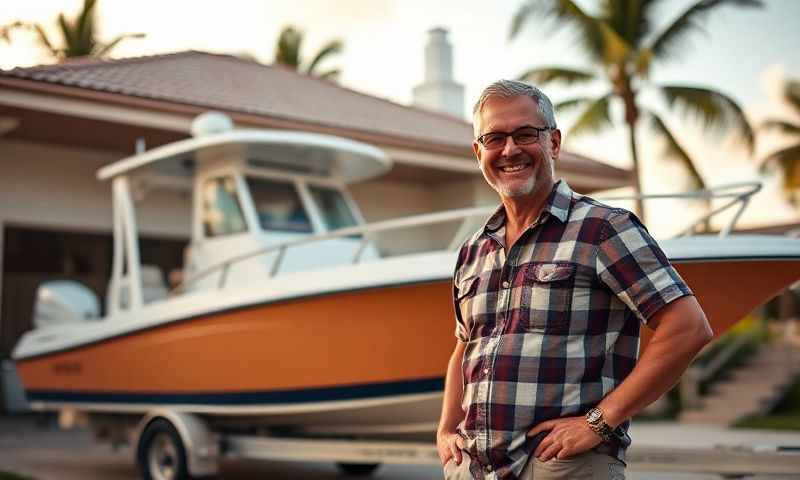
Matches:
[626,120,645,222]
[618,81,645,222]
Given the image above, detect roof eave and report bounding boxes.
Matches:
[0,76,474,157]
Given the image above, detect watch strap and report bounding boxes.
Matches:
[585,408,617,444]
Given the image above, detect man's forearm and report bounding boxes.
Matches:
[599,296,713,427]
[438,341,466,435]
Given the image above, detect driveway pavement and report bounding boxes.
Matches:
[1,415,798,479]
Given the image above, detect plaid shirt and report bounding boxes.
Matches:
[453,180,692,479]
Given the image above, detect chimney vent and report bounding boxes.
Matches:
[413,28,465,119]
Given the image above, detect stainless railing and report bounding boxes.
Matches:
[601,181,761,237]
[175,181,762,293]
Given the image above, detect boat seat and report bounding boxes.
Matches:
[141,265,169,302]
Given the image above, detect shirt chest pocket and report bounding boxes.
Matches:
[521,262,575,331]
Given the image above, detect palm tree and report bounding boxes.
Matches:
[274,25,342,80]
[2,0,144,61]
[510,0,761,220]
[760,79,800,205]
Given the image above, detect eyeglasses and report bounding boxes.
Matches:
[476,125,552,150]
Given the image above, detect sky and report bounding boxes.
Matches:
[1,0,799,236]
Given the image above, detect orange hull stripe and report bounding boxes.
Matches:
[19,282,455,393]
[18,260,800,393]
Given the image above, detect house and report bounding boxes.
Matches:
[0,50,632,369]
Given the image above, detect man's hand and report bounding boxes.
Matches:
[528,416,602,461]
[436,430,465,466]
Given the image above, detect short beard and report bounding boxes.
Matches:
[483,148,554,198]
[492,173,536,197]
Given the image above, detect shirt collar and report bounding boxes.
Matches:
[482,179,573,234]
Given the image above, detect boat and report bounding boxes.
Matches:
[10,112,800,438]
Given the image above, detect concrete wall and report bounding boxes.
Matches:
[351,179,443,255]
[0,139,191,237]
[351,176,497,256]
[0,139,192,358]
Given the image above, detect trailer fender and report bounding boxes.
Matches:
[137,410,219,477]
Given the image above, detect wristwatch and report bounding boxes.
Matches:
[585,408,631,448]
[585,407,613,441]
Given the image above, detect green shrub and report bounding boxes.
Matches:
[0,471,36,480]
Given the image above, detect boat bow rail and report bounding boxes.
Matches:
[176,181,768,292]
[601,181,762,237]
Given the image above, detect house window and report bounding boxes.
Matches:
[246,177,313,233]
[201,177,247,237]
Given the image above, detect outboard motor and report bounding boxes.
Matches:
[33,281,100,328]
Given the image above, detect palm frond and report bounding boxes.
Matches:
[317,69,341,81]
[759,119,800,137]
[783,80,800,115]
[517,67,595,86]
[761,144,800,201]
[306,39,342,76]
[660,84,755,153]
[760,144,800,176]
[57,13,77,57]
[553,96,599,115]
[509,1,537,40]
[76,0,97,52]
[32,23,59,57]
[632,47,653,78]
[1,21,26,43]
[566,94,614,138]
[275,26,302,68]
[7,3,142,60]
[510,0,608,64]
[648,109,705,188]
[94,32,145,58]
[597,21,632,66]
[601,0,659,48]
[649,0,763,62]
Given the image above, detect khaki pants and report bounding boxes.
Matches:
[521,450,625,479]
[443,454,475,480]
[443,451,625,480]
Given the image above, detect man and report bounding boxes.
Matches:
[436,80,713,480]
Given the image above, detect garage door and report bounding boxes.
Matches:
[1,225,187,359]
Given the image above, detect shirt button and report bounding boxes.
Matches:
[483,368,489,375]
[502,280,510,288]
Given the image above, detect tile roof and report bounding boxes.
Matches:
[1,50,473,150]
[0,50,632,185]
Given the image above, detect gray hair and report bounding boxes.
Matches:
[472,80,557,136]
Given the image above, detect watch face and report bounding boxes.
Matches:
[587,408,602,423]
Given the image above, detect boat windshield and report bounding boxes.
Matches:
[246,177,313,233]
[308,185,358,231]
[202,176,247,237]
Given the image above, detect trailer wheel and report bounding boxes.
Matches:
[137,418,191,480]
[336,462,380,476]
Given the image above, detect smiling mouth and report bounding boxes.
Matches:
[498,161,531,173]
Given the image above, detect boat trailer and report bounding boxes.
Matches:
[130,411,800,479]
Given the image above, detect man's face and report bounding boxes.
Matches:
[472,95,560,200]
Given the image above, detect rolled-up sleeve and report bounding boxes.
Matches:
[595,211,693,324]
